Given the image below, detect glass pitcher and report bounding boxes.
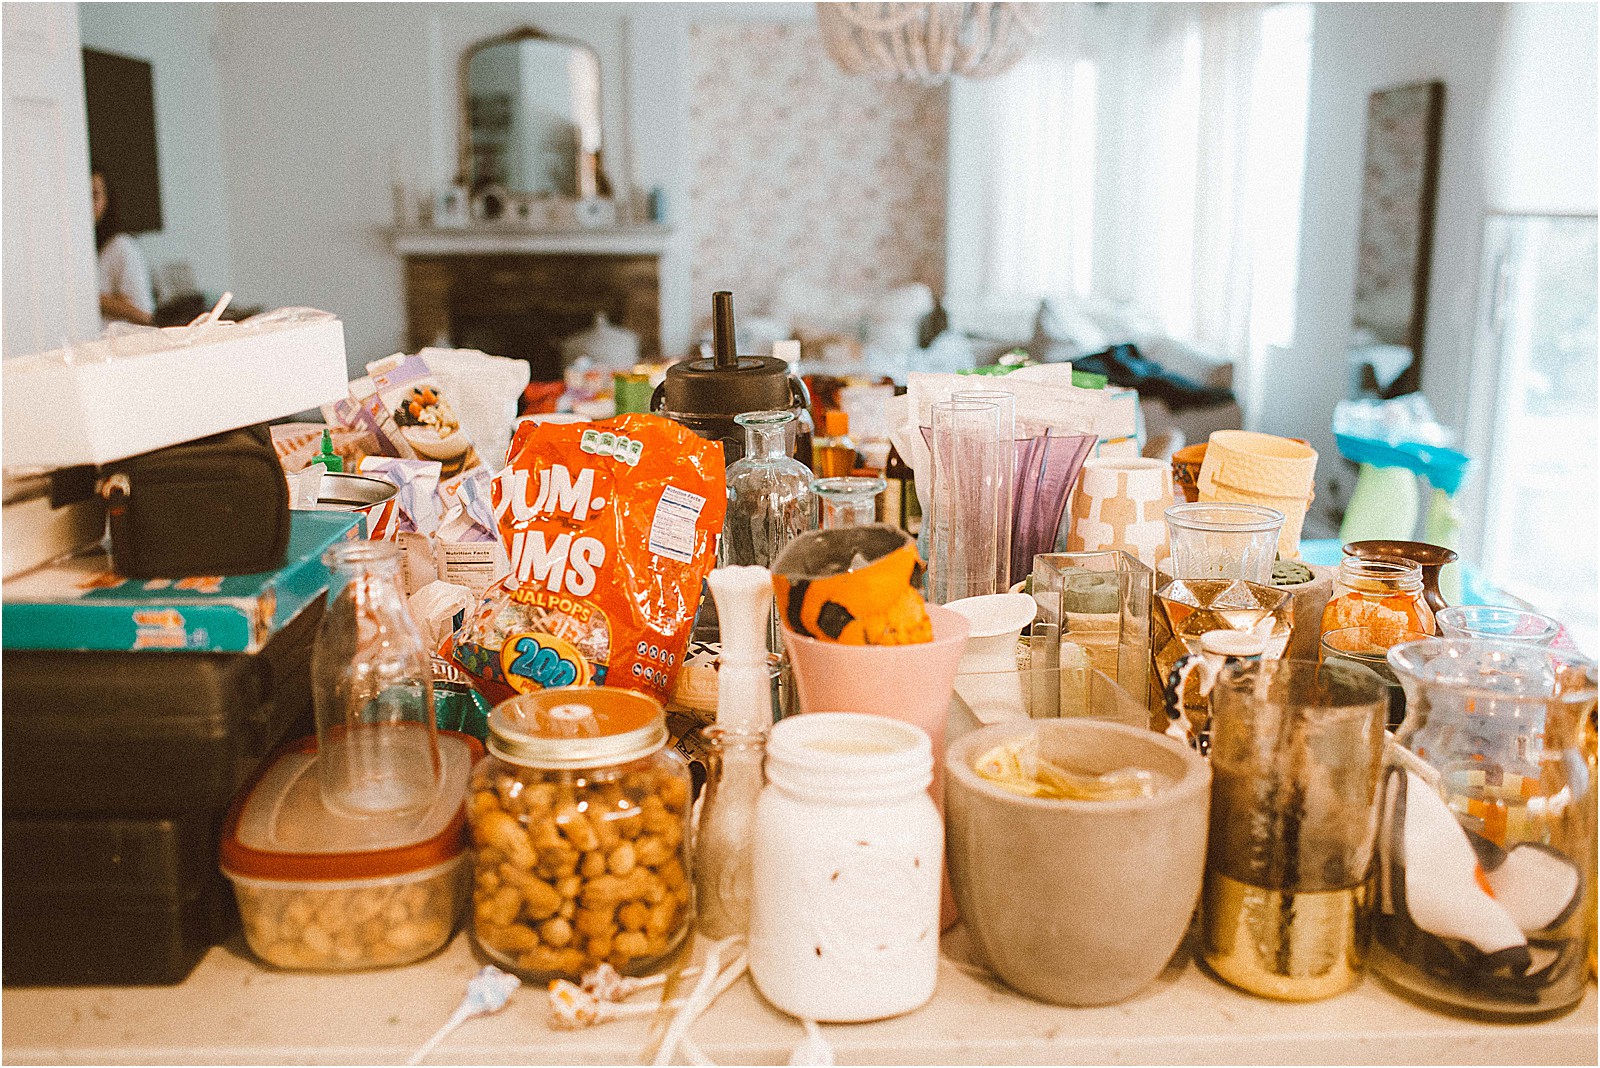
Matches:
[1375,639,1597,1019]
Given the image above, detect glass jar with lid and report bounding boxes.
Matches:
[1321,556,1436,645]
[468,687,694,980]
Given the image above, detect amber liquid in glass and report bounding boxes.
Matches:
[810,443,857,478]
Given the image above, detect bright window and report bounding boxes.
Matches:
[946,2,1314,425]
[1476,214,1599,654]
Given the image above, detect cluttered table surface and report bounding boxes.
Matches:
[4,928,1594,1066]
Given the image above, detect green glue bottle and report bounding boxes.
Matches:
[313,428,344,473]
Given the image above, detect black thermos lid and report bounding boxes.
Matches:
[660,291,794,415]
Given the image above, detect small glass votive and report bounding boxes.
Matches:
[1319,626,1428,730]
[1164,503,1284,584]
[812,476,888,529]
[1434,605,1561,645]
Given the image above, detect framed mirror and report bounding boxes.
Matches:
[1347,80,1444,399]
[459,27,606,201]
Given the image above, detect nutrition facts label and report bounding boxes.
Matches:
[648,485,707,563]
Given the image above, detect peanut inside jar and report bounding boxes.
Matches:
[469,688,694,979]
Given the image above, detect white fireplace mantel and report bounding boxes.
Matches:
[388,224,672,258]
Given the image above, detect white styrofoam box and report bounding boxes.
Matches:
[2,316,349,470]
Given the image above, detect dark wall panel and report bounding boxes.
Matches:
[82,47,163,235]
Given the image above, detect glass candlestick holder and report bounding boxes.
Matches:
[813,475,888,529]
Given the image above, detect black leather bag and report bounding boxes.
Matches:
[101,424,290,578]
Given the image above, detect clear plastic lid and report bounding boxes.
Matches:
[220,731,481,881]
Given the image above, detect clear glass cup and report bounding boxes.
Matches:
[1203,658,1388,1001]
[812,475,887,529]
[1375,640,1596,1019]
[312,541,441,817]
[926,399,1012,604]
[1434,605,1561,645]
[1163,502,1284,583]
[1320,626,1428,730]
[722,410,818,569]
[1029,550,1153,716]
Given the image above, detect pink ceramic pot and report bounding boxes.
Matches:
[782,604,970,926]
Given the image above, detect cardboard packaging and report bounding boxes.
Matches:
[2,511,359,653]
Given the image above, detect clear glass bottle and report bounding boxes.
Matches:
[1322,555,1435,642]
[722,409,817,568]
[694,725,767,940]
[813,475,888,529]
[311,541,440,817]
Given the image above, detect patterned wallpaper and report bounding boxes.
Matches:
[687,22,949,333]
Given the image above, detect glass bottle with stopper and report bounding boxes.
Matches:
[694,565,778,940]
[723,410,818,568]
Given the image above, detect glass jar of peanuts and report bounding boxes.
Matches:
[469,687,694,980]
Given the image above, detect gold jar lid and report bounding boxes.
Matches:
[488,687,667,770]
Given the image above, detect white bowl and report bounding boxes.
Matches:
[401,424,471,461]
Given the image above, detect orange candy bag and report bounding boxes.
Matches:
[448,414,726,705]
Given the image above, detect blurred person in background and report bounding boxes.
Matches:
[92,167,153,326]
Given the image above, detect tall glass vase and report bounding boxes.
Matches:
[951,389,1015,594]
[925,399,1011,604]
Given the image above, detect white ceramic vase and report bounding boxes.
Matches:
[1066,457,1173,569]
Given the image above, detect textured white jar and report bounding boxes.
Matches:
[748,713,942,1022]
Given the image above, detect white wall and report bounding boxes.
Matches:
[207,2,809,376]
[1482,2,1598,216]
[77,1,232,301]
[1265,3,1507,518]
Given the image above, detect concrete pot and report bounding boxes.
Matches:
[944,719,1210,1006]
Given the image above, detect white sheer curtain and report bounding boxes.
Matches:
[946,3,1312,420]
[945,4,1096,334]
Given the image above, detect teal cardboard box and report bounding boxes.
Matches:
[2,511,362,653]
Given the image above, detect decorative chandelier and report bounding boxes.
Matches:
[817,2,1046,86]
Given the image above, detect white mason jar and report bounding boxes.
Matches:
[748,712,942,1022]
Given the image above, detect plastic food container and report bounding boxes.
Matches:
[469,687,694,980]
[220,731,481,971]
